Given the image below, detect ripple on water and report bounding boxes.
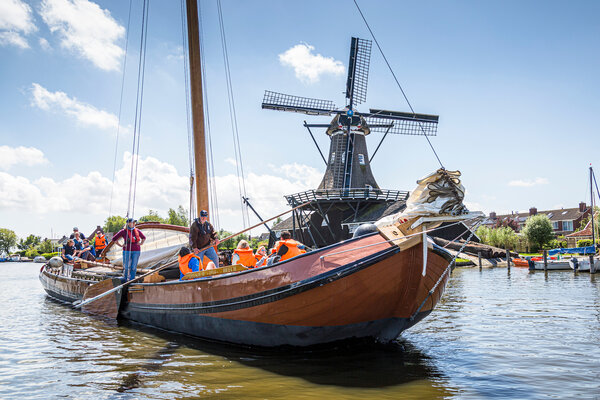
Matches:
[1,263,599,399]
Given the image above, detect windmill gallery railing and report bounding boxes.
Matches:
[285,188,409,206]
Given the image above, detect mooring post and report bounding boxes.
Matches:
[543,250,548,271]
[589,254,595,274]
[478,251,482,270]
[506,246,511,270]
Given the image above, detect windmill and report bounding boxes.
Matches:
[262,37,440,247]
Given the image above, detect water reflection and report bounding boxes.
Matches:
[122,322,446,389]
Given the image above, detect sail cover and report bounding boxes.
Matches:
[105,223,189,269]
[376,169,468,227]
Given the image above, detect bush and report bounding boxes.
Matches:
[544,239,567,250]
[41,252,60,260]
[477,226,517,249]
[24,248,39,258]
[577,239,594,247]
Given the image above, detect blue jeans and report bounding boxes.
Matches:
[122,251,140,282]
[196,246,219,267]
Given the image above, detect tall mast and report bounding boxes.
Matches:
[591,166,596,248]
[185,0,208,216]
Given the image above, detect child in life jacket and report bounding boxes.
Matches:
[231,240,256,268]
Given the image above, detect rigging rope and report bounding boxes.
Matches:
[198,0,221,230]
[179,0,196,225]
[108,0,133,218]
[126,0,150,219]
[353,0,445,169]
[217,0,250,230]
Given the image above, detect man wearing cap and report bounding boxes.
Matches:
[189,210,220,267]
[105,218,146,283]
[69,227,86,240]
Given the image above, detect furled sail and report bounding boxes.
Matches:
[376,169,472,229]
[105,223,189,269]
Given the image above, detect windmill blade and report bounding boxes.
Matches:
[262,91,336,116]
[346,37,372,106]
[364,109,439,136]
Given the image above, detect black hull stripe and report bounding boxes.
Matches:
[127,245,404,314]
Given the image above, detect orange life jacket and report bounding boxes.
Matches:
[233,248,256,267]
[94,234,107,250]
[275,239,303,261]
[178,253,203,276]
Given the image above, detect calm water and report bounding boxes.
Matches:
[1,262,599,399]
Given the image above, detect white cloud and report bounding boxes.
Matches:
[39,37,51,51]
[508,177,549,187]
[39,0,125,71]
[30,83,125,132]
[0,0,37,48]
[0,145,48,171]
[279,43,345,84]
[224,158,237,167]
[0,151,322,233]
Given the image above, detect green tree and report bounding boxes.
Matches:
[0,228,18,255]
[17,234,41,251]
[38,239,54,253]
[522,214,554,252]
[167,206,189,227]
[272,217,282,228]
[138,210,167,224]
[476,226,491,244]
[104,215,127,233]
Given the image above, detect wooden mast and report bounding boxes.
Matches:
[185,0,208,216]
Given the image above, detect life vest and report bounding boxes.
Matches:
[275,239,303,261]
[233,248,256,267]
[178,253,203,276]
[94,234,107,250]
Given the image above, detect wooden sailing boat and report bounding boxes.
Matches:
[40,0,479,346]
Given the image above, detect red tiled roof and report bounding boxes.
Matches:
[566,220,592,237]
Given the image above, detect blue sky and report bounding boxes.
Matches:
[0,0,599,240]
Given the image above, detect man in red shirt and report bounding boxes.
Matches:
[107,218,146,282]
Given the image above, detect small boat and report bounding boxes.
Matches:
[532,259,571,270]
[568,257,600,272]
[33,256,46,263]
[512,258,529,267]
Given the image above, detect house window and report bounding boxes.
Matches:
[358,154,365,165]
[552,221,559,230]
[563,220,573,231]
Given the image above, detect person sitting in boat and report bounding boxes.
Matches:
[178,246,216,280]
[69,227,86,240]
[72,232,84,252]
[107,218,146,283]
[189,209,220,266]
[93,231,107,256]
[61,239,76,263]
[231,240,256,268]
[255,246,268,267]
[76,239,96,261]
[271,231,307,263]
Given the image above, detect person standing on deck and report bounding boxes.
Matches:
[106,218,146,283]
[189,210,220,267]
[69,227,86,240]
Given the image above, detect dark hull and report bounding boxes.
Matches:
[121,233,453,346]
[40,233,453,347]
[39,268,94,303]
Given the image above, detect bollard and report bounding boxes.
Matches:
[506,246,511,269]
[478,251,482,270]
[543,250,548,271]
[589,255,596,274]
